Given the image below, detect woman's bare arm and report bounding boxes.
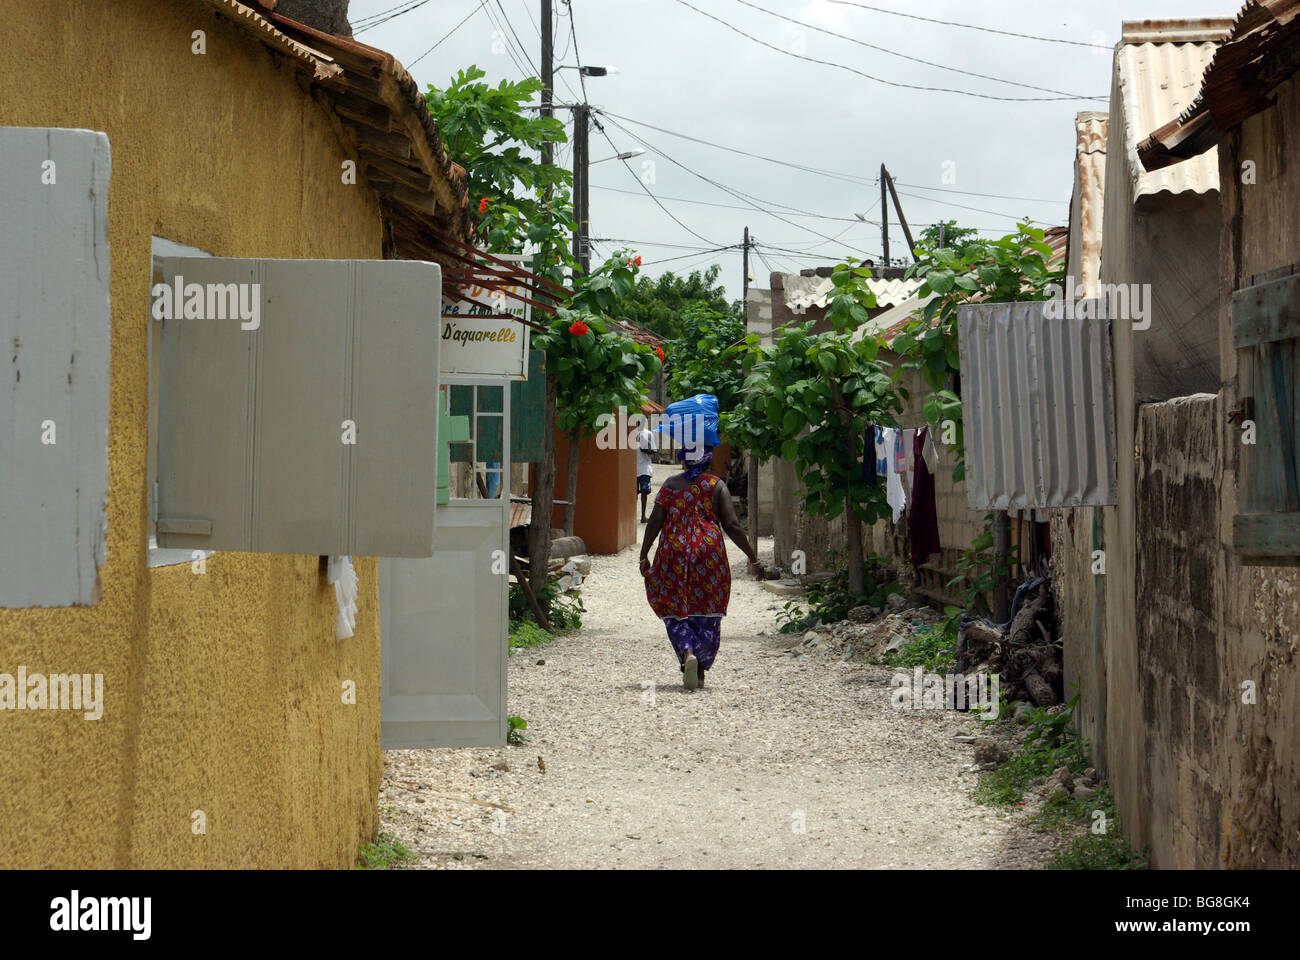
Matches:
[639,504,666,577]
[713,480,763,575]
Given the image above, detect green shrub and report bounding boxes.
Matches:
[881,623,957,672]
[355,832,418,870]
[776,553,901,633]
[509,577,584,631]
[508,620,554,654]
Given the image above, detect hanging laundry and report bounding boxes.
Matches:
[882,427,906,523]
[922,427,939,473]
[894,428,914,474]
[910,428,941,567]
[875,426,888,478]
[861,421,878,484]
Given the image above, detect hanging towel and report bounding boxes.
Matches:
[909,429,941,567]
[882,428,906,523]
[922,427,939,473]
[894,428,915,474]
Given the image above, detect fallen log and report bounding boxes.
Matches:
[1022,669,1059,707]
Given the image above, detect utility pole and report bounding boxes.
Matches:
[880,164,890,269]
[540,0,553,170]
[882,168,917,260]
[572,103,590,276]
[742,226,751,308]
[527,0,558,601]
[743,226,759,546]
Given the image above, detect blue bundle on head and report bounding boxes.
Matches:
[658,393,721,450]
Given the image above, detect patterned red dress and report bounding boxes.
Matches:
[645,474,731,618]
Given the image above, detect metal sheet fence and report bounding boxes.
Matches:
[957,301,1117,510]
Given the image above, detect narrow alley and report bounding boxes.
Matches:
[382,475,1060,869]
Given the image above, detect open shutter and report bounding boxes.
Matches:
[379,502,508,747]
[0,128,111,607]
[1232,268,1300,564]
[153,258,441,556]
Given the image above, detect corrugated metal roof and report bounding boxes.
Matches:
[779,274,923,311]
[1121,18,1235,43]
[1116,39,1222,199]
[1069,112,1108,298]
[957,300,1118,510]
[1139,0,1300,170]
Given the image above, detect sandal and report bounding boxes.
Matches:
[683,654,699,690]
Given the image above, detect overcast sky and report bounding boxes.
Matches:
[349,0,1233,295]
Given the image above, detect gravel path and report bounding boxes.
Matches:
[380,465,1060,869]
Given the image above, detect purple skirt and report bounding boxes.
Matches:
[663,615,722,670]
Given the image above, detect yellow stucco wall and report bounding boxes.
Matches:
[0,0,386,867]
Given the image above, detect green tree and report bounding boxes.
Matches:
[424,66,575,285]
[663,306,747,411]
[727,265,901,596]
[606,264,741,340]
[916,220,980,252]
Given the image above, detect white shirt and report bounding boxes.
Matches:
[636,428,655,476]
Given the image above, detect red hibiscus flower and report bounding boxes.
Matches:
[655,346,665,363]
[568,320,589,337]
[626,255,643,268]
[478,197,490,213]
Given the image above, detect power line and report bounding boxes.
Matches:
[602,110,1068,204]
[730,0,1098,100]
[591,118,724,246]
[492,0,539,74]
[824,0,1113,49]
[600,110,876,186]
[565,0,590,104]
[354,0,435,33]
[406,0,489,69]
[600,112,876,255]
[482,2,535,78]
[591,183,862,221]
[671,0,1104,102]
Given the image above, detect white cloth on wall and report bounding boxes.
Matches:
[881,427,907,523]
[327,556,358,640]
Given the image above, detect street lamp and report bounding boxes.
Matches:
[592,147,645,164]
[557,64,619,77]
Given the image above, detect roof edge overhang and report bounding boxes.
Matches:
[1137,0,1300,172]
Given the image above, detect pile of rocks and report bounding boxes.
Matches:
[767,596,945,661]
[1042,765,1103,800]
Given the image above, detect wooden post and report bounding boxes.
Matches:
[993,509,1010,622]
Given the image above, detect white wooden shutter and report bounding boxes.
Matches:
[0,127,111,607]
[154,258,440,556]
[380,503,508,747]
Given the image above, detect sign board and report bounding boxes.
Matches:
[440,253,533,380]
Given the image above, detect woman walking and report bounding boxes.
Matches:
[639,445,764,690]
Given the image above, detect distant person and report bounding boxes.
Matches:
[636,422,656,523]
[639,444,763,690]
